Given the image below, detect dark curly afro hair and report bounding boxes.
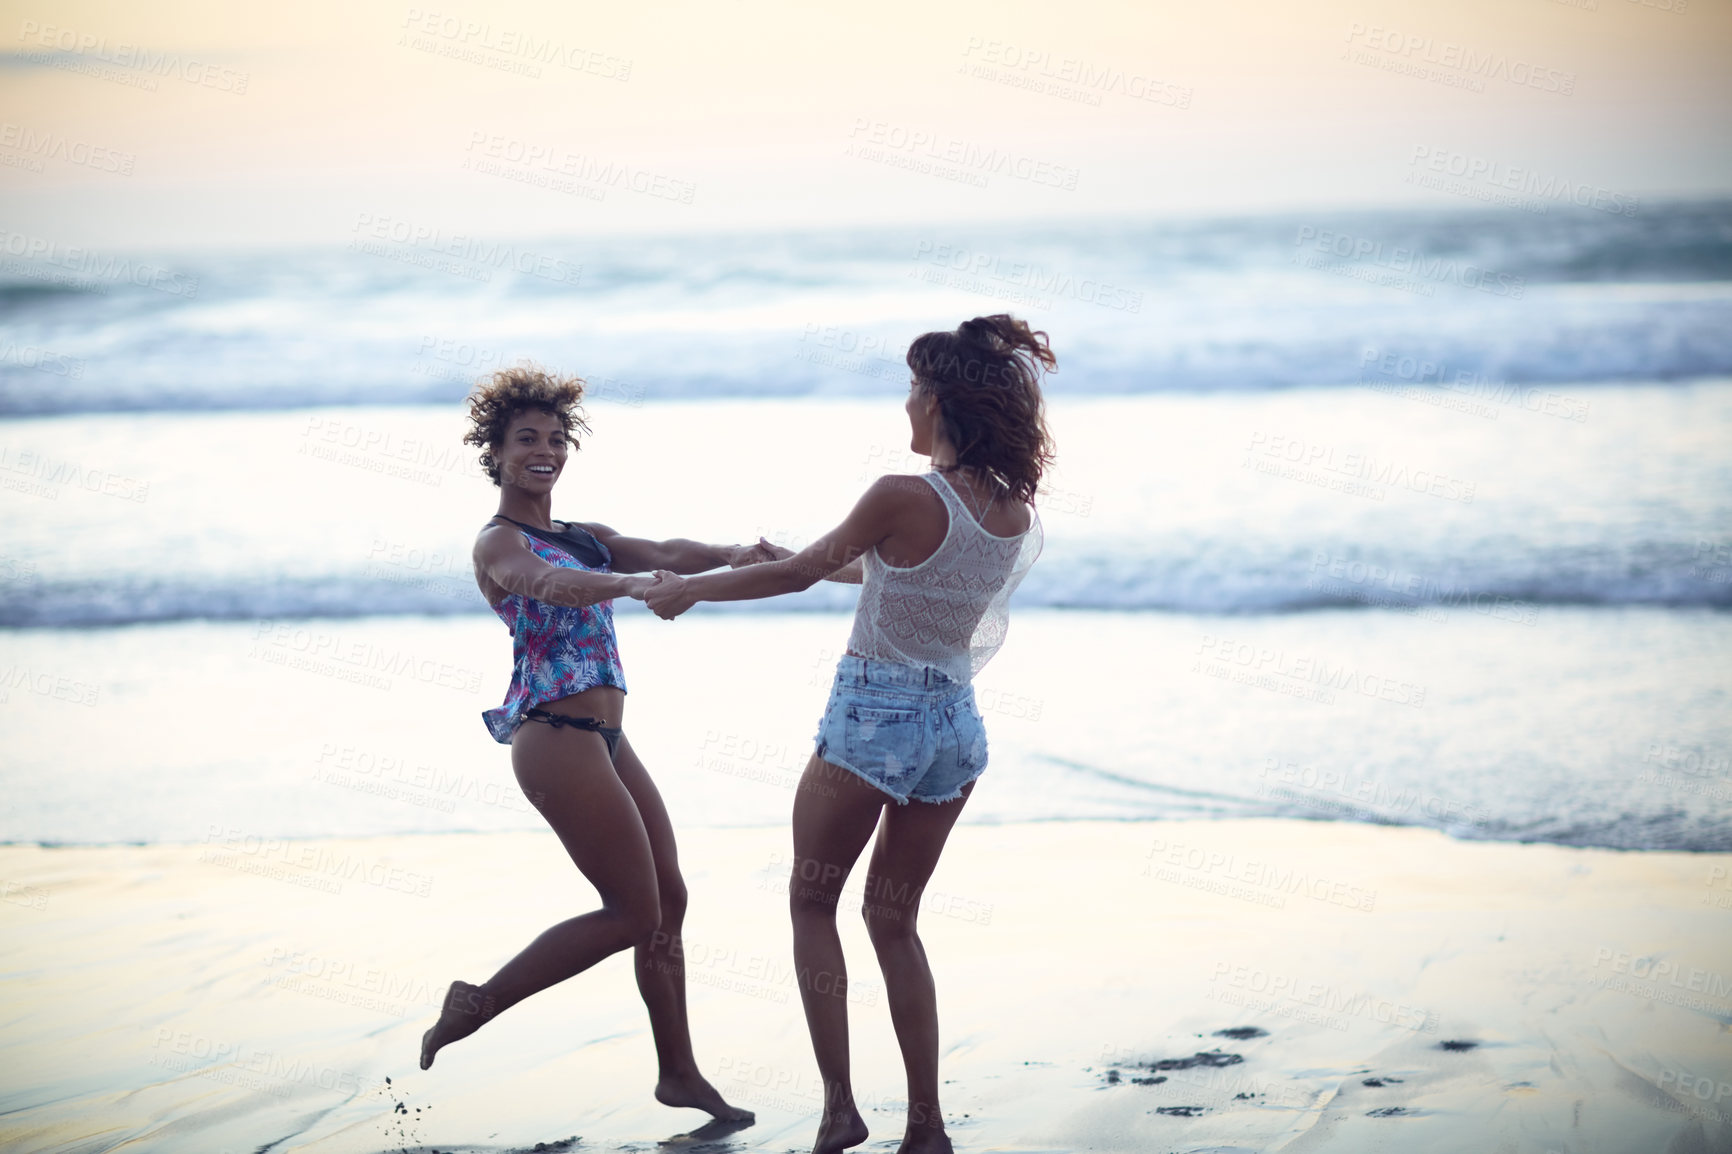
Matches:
[463,365,590,486]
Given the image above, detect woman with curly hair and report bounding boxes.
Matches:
[646,315,1054,1154]
[418,365,754,1128]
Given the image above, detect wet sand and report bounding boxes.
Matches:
[0,820,1727,1152]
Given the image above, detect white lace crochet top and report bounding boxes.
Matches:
[846,472,1043,683]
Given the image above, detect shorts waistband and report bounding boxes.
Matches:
[836,654,958,690]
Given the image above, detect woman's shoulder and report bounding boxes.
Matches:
[991,500,1035,537]
[477,516,524,539]
[474,518,535,563]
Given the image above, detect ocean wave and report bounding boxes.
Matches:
[1028,755,1732,853]
[2,203,1731,416]
[5,552,1726,627]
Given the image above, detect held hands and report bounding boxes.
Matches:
[644,570,697,620]
[729,536,793,568]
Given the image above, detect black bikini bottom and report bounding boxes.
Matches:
[523,708,622,759]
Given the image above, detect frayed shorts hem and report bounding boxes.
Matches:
[811,746,985,806]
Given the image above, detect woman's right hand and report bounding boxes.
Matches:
[623,574,656,601]
[644,570,698,619]
[730,536,793,567]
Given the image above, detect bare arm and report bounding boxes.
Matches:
[579,521,749,575]
[644,479,904,617]
[475,524,648,607]
[750,538,863,584]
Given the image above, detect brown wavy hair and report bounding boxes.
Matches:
[906,314,1056,504]
[462,365,590,486]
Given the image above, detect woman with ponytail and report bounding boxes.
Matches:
[646,315,1055,1154]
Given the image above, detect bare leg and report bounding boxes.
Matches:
[790,757,894,1154]
[861,784,974,1154]
[609,734,752,1123]
[421,724,662,1068]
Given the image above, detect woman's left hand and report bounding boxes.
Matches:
[644,570,695,620]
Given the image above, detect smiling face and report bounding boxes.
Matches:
[493,407,570,492]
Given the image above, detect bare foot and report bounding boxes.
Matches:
[654,1072,755,1123]
[897,1127,953,1154]
[812,1106,868,1154]
[419,980,496,1070]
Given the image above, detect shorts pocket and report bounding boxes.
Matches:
[944,698,988,775]
[843,704,927,781]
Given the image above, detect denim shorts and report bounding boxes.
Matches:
[813,655,988,804]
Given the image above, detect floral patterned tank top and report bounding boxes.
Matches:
[481,520,627,743]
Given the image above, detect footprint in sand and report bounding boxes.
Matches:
[1212,1026,1269,1040]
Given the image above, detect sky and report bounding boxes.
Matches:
[0,0,1728,250]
